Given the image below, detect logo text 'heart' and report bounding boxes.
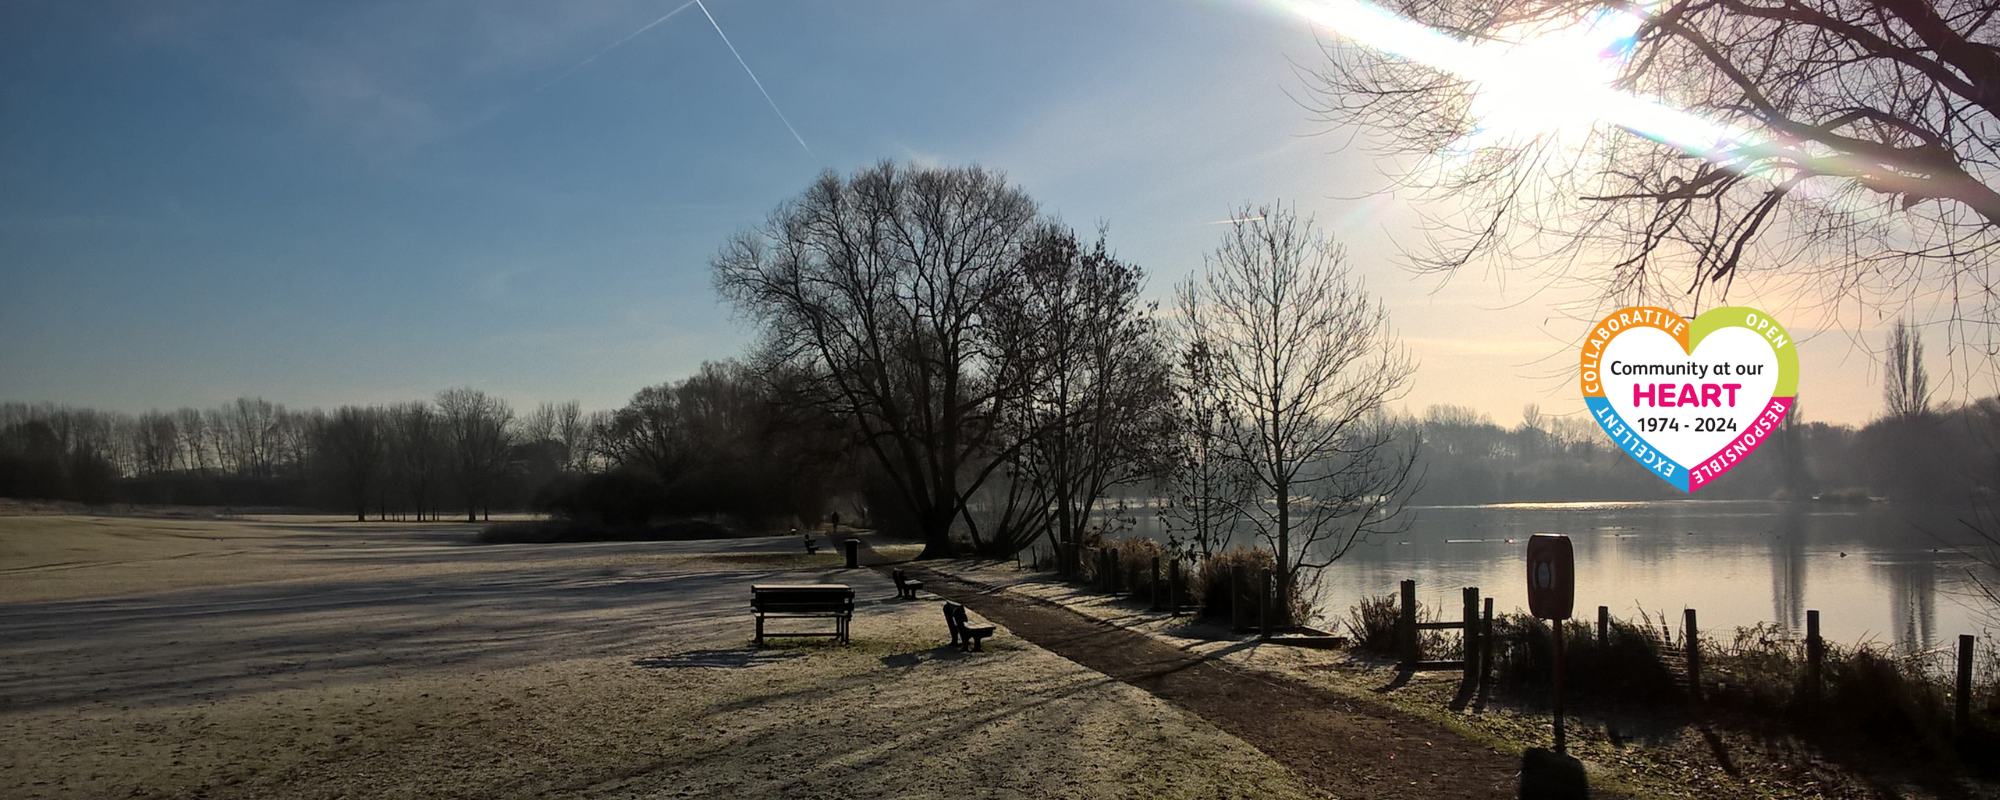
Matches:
[1579,306,1799,493]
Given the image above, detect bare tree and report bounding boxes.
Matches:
[598,382,703,490]
[317,406,386,521]
[1886,318,1934,419]
[1313,0,2000,350]
[133,411,180,477]
[172,407,211,474]
[221,398,285,478]
[1159,338,1252,563]
[521,400,591,474]
[986,225,1174,562]
[437,388,514,523]
[279,408,320,481]
[1179,203,1420,625]
[387,401,444,521]
[714,162,1042,557]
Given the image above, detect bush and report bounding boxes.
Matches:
[1346,592,1458,659]
[1195,547,1276,618]
[1345,593,1401,655]
[1483,612,1686,705]
[1466,606,1993,767]
[1821,645,1954,755]
[1112,536,1164,602]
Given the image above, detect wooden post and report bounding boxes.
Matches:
[1169,559,1183,616]
[1231,566,1248,631]
[1398,579,1418,668]
[1107,548,1120,594]
[1259,569,1273,638]
[1684,608,1702,702]
[1481,597,1495,689]
[1958,634,1976,733]
[1805,609,1823,703]
[1553,617,1567,754]
[1151,556,1163,611]
[1597,605,1610,647]
[1462,587,1480,682]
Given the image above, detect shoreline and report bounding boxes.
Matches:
[917,557,1992,800]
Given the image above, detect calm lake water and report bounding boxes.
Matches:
[1124,500,1999,650]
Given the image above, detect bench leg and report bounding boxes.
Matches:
[755,616,764,648]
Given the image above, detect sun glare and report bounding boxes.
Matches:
[1278,0,1746,157]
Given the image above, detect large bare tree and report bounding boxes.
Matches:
[316,406,386,521]
[984,226,1175,563]
[437,388,514,523]
[1313,0,2000,349]
[1179,203,1419,625]
[386,402,444,521]
[714,162,1041,557]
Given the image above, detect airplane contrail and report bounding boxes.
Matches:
[1205,215,1268,225]
[695,0,815,160]
[530,0,701,99]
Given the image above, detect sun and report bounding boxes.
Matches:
[1279,0,1744,157]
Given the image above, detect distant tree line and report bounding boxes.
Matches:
[0,372,844,528]
[1401,394,2000,506]
[0,394,588,518]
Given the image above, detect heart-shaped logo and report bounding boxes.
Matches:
[1579,306,1799,492]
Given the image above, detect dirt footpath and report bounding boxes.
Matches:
[913,568,1540,800]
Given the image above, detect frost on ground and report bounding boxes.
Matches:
[0,516,1318,799]
[939,559,1981,800]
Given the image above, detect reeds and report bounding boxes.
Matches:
[1364,598,1999,764]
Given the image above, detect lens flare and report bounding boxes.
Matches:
[1272,0,1749,159]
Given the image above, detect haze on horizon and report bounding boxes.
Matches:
[0,0,1961,428]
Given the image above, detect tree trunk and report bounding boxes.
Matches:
[916,505,956,559]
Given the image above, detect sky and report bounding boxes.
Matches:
[0,0,1962,428]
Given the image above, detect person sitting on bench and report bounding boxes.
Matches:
[801,528,818,554]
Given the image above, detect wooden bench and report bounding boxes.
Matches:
[751,584,853,646]
[942,601,996,651]
[802,533,819,554]
[891,568,923,600]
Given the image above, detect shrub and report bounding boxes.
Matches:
[1346,593,1400,655]
[1346,592,1459,659]
[1820,645,1954,755]
[1195,547,1276,618]
[1067,528,1109,583]
[1112,536,1164,602]
[1484,611,1683,704]
[1469,606,1992,765]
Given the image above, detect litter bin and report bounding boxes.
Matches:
[844,538,860,569]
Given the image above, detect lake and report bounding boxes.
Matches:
[1122,500,1999,650]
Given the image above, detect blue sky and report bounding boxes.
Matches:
[0,0,1916,425]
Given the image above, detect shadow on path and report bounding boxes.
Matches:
[912,568,1619,800]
